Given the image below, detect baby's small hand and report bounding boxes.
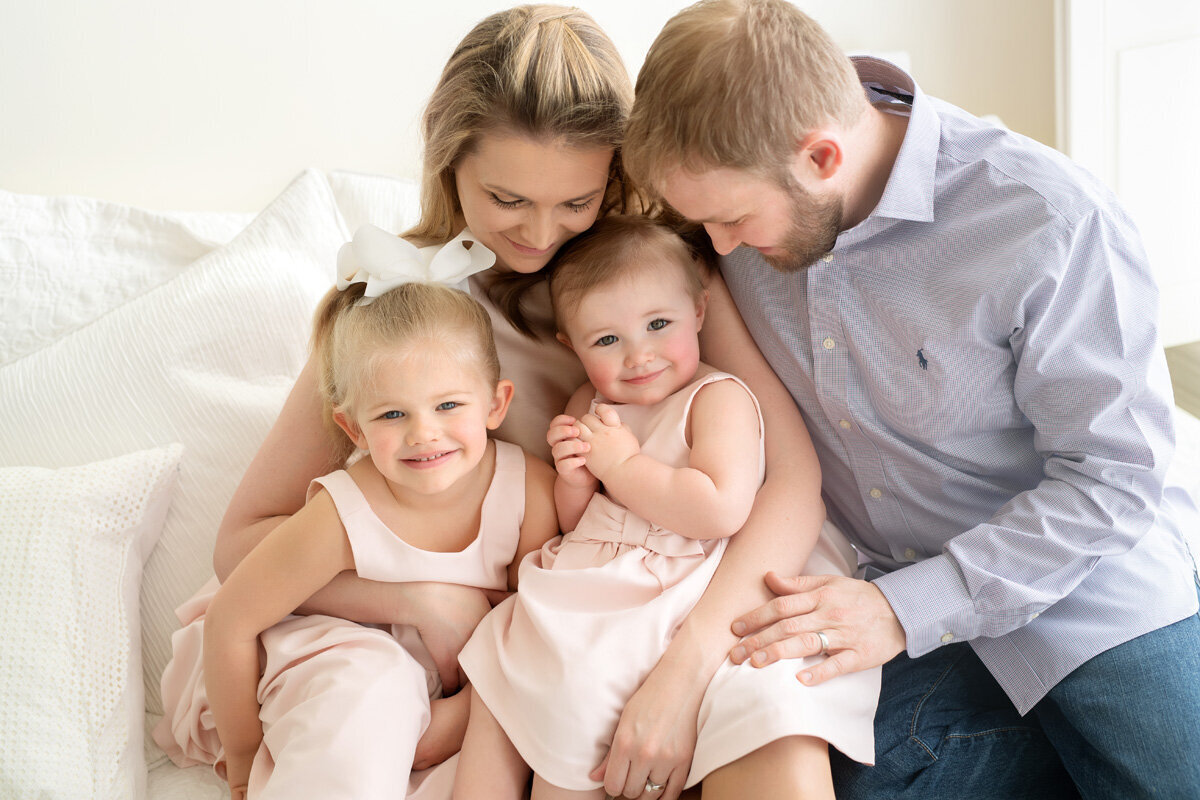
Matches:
[577,405,640,480]
[547,414,595,488]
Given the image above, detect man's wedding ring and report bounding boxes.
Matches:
[816,630,830,656]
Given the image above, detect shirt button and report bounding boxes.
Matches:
[822,337,836,350]
[869,488,883,499]
[821,253,834,262]
[904,547,916,560]
[1031,612,1040,619]
[839,419,852,430]
[941,632,955,643]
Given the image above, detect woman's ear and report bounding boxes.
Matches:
[487,379,516,430]
[332,408,368,450]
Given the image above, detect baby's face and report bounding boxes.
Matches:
[561,260,704,406]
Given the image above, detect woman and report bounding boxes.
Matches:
[176,5,837,798]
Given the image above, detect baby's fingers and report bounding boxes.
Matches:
[591,404,622,427]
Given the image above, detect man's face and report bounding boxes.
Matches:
[659,164,842,273]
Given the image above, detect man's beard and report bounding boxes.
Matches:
[762,179,843,274]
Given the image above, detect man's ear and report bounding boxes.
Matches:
[794,129,844,181]
[487,379,516,430]
[555,331,575,352]
[332,408,368,450]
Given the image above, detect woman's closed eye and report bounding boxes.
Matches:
[488,193,524,210]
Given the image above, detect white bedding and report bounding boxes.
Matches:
[1,169,1197,799]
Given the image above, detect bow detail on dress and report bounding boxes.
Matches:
[336,225,496,303]
[570,494,707,559]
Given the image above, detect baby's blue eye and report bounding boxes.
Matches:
[648,318,670,331]
[382,410,403,420]
[436,401,460,411]
[595,334,618,347]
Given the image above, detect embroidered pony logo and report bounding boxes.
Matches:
[917,349,928,370]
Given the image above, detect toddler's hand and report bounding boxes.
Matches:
[577,404,640,481]
[222,750,254,800]
[547,414,597,489]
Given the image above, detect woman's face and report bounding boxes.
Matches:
[455,131,614,274]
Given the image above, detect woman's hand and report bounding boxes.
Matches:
[590,657,703,800]
[402,582,493,694]
[547,413,598,490]
[413,691,471,771]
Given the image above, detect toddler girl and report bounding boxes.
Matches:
[455,215,767,799]
[201,228,559,798]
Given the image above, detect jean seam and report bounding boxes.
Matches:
[907,650,964,761]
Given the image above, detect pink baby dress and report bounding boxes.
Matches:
[461,372,879,791]
[154,439,527,800]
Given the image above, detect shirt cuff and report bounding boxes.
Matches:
[872,554,981,657]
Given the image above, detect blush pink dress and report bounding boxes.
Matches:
[461,372,879,791]
[153,440,527,800]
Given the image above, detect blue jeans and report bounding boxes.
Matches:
[830,579,1200,800]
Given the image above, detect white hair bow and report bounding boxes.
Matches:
[336,225,496,303]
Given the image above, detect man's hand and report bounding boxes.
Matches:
[729,572,906,685]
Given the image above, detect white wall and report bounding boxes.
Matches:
[0,0,1056,212]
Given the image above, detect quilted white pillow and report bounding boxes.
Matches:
[0,445,181,799]
[0,169,420,719]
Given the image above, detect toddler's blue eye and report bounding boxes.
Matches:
[436,401,460,411]
[382,410,403,420]
[648,318,670,331]
[595,334,618,347]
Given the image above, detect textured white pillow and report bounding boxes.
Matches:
[0,444,181,800]
[0,170,420,720]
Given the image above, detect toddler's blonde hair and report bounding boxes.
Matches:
[311,282,500,463]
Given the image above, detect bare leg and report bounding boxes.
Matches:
[530,774,607,800]
[700,736,833,800]
[453,688,531,800]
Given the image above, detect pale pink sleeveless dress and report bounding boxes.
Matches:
[154,440,526,799]
[462,372,879,791]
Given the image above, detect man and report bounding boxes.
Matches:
[623,1,1200,798]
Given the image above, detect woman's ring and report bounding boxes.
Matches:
[646,779,666,793]
[816,630,830,655]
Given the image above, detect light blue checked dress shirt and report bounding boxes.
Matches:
[721,58,1199,714]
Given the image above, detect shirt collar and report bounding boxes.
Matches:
[850,56,938,224]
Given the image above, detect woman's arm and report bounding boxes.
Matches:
[581,378,762,540]
[213,355,492,691]
[204,490,356,795]
[592,273,826,799]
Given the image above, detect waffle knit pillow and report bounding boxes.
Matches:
[0,444,181,799]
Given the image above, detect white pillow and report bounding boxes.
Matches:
[0,169,420,719]
[0,444,181,800]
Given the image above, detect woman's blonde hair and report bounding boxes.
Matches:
[404,5,638,334]
[548,215,705,333]
[624,0,866,192]
[311,283,500,463]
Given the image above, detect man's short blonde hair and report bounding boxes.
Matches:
[624,0,865,192]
